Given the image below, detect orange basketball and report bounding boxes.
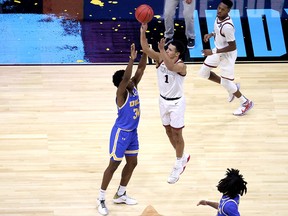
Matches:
[135,4,154,24]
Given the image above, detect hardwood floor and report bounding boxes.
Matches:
[0,63,287,216]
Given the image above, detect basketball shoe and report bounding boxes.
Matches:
[113,192,137,205]
[187,38,195,49]
[97,199,108,215]
[182,153,191,171]
[167,154,190,184]
[228,83,240,102]
[233,100,254,116]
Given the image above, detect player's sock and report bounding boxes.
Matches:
[117,185,126,196]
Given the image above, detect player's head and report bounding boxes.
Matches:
[217,0,233,19]
[113,69,134,90]
[167,40,186,60]
[221,0,233,9]
[113,70,125,87]
[217,168,247,198]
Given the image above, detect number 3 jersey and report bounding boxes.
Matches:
[114,87,140,131]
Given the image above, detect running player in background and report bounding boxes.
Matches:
[140,23,190,184]
[97,43,147,216]
[198,0,254,116]
[197,168,247,216]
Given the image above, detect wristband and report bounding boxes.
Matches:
[212,48,217,54]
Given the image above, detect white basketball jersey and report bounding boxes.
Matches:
[156,60,185,98]
[214,16,235,49]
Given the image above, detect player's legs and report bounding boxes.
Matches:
[166,126,188,184]
[120,130,139,186]
[221,77,238,97]
[100,126,128,190]
[220,76,253,115]
[220,57,242,102]
[199,54,221,83]
[166,98,190,184]
[98,158,120,215]
[113,131,138,205]
[164,125,176,149]
[220,52,254,115]
[98,127,136,215]
[162,97,185,155]
[113,156,138,205]
[159,97,176,149]
[169,97,185,156]
[159,96,189,162]
[102,127,135,190]
[171,127,184,158]
[100,159,121,190]
[163,124,185,158]
[120,155,137,186]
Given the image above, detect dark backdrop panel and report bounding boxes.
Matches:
[0,0,287,64]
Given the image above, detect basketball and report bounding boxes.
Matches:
[135,4,154,24]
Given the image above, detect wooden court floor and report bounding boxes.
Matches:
[0,63,287,216]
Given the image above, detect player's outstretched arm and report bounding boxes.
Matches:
[132,52,147,87]
[197,200,219,210]
[140,23,161,63]
[116,43,137,104]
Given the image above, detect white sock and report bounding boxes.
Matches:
[99,189,106,201]
[117,185,126,196]
[239,95,247,104]
[177,153,185,160]
[175,157,182,167]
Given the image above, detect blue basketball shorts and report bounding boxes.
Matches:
[109,126,139,161]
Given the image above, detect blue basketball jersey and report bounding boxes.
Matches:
[114,87,140,131]
[217,195,240,216]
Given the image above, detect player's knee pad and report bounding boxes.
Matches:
[220,78,237,93]
[198,65,211,79]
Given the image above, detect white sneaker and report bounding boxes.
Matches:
[167,154,190,184]
[97,199,109,215]
[113,192,137,205]
[233,100,254,116]
[228,83,240,102]
[167,166,183,184]
[167,164,183,184]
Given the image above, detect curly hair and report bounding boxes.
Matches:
[217,168,247,198]
[112,69,125,87]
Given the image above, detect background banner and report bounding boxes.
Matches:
[0,0,287,63]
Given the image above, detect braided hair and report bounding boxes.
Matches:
[217,168,247,198]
